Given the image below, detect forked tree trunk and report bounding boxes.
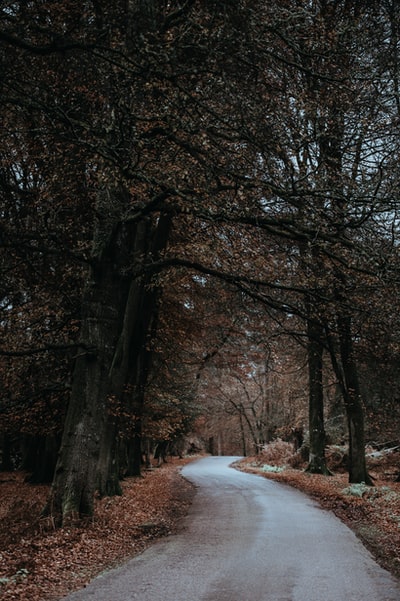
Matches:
[95,218,151,494]
[118,212,172,477]
[325,316,372,485]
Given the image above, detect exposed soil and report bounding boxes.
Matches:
[1,450,400,601]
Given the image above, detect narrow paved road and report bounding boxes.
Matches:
[62,456,400,601]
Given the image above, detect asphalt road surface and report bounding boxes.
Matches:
[62,456,400,601]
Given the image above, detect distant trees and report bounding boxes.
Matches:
[226,0,400,482]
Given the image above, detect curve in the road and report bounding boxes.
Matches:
[61,456,400,601]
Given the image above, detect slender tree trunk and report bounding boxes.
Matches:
[0,434,13,471]
[325,317,372,485]
[127,425,143,475]
[297,227,330,474]
[239,412,247,456]
[337,314,372,484]
[305,311,330,475]
[22,435,59,484]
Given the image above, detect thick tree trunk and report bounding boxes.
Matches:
[45,246,125,523]
[96,418,122,497]
[44,205,171,524]
[325,315,372,485]
[305,313,330,475]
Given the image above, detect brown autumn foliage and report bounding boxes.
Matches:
[0,457,195,601]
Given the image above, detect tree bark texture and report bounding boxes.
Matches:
[45,184,172,523]
[337,314,372,485]
[305,311,330,475]
[45,236,127,523]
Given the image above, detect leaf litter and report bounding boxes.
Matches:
[2,450,400,600]
[0,457,195,601]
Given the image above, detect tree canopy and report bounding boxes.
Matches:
[1,0,400,522]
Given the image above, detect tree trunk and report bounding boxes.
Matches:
[305,313,331,475]
[96,417,122,497]
[127,426,143,475]
[238,412,247,456]
[0,434,13,471]
[45,244,125,523]
[94,218,151,493]
[117,212,172,478]
[44,202,172,524]
[337,314,372,484]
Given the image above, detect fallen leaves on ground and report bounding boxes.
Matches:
[237,453,400,580]
[2,452,400,601]
[0,457,196,601]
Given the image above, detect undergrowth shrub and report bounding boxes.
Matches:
[259,439,294,465]
[288,451,307,469]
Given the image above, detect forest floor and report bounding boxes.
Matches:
[1,449,400,601]
[0,457,196,601]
